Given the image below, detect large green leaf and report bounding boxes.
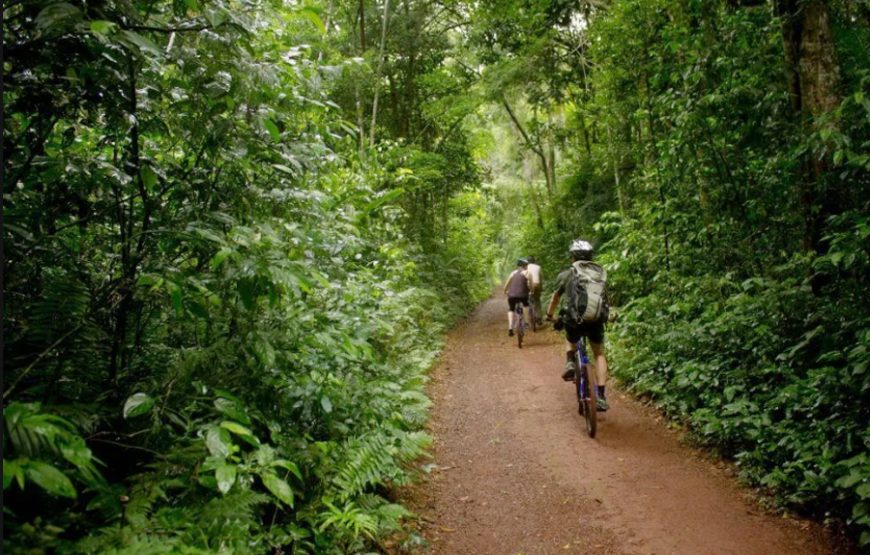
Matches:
[271,459,303,481]
[60,437,93,468]
[25,461,76,498]
[263,119,281,142]
[214,398,251,425]
[220,421,260,446]
[298,7,326,33]
[260,471,294,507]
[140,165,159,190]
[36,3,81,33]
[89,20,117,37]
[4,459,25,489]
[206,426,232,458]
[216,464,237,494]
[123,393,154,419]
[118,30,162,56]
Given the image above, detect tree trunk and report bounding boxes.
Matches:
[579,111,592,157]
[358,0,367,50]
[355,84,365,154]
[546,109,557,200]
[528,184,545,230]
[388,73,401,137]
[606,124,625,214]
[369,0,391,145]
[775,0,841,255]
[642,71,671,272]
[798,1,841,119]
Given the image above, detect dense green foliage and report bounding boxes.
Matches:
[3,0,497,552]
[5,0,870,550]
[488,0,870,546]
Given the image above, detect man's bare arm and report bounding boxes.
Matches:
[547,292,561,319]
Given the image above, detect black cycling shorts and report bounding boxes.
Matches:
[565,320,605,345]
[508,296,529,311]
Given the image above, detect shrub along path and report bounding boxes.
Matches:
[403,293,841,555]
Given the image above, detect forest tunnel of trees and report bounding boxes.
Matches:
[3,0,870,552]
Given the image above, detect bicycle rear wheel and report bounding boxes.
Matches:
[579,365,597,438]
[515,307,524,348]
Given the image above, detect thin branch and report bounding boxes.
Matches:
[121,24,209,34]
[501,97,544,157]
[86,429,150,440]
[88,438,166,458]
[6,116,60,187]
[4,324,84,400]
[433,116,468,153]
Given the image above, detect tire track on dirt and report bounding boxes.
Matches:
[404,293,839,555]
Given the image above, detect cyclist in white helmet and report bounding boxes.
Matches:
[546,239,611,411]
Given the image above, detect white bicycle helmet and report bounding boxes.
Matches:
[569,239,594,260]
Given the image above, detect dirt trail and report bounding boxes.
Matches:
[405,294,839,555]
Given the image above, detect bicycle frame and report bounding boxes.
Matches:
[575,337,590,396]
[574,335,597,437]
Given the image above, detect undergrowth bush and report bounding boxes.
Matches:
[606,226,870,545]
[4,171,497,553]
[4,11,499,549]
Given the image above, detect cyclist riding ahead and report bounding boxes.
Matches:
[546,240,611,411]
[503,259,530,337]
[525,256,543,326]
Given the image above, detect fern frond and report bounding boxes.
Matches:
[318,501,378,541]
[75,530,215,555]
[198,489,270,526]
[331,433,395,500]
[355,493,412,534]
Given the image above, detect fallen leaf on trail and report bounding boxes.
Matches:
[459,496,471,502]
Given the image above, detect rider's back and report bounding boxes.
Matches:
[560,261,608,324]
[506,269,530,298]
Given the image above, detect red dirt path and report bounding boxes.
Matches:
[402,294,844,555]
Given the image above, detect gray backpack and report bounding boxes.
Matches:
[563,261,609,324]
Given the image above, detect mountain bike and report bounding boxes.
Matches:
[513,301,526,348]
[574,336,597,438]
